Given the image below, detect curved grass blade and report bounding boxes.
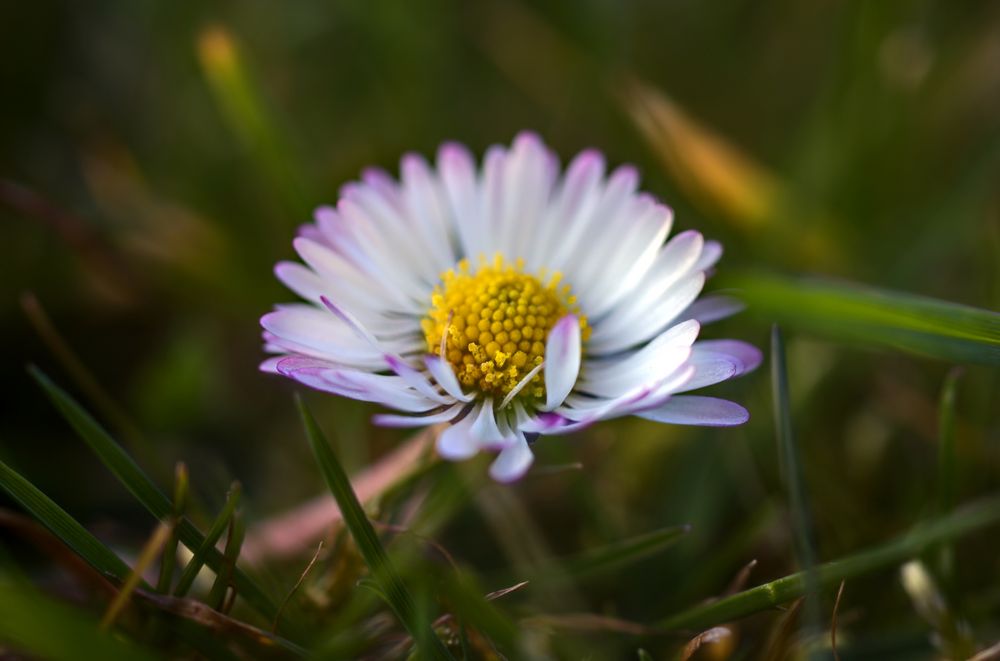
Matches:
[208,511,245,611]
[729,274,1000,365]
[771,326,820,634]
[0,458,133,583]
[157,463,189,593]
[174,482,241,597]
[526,524,691,585]
[296,395,454,660]
[28,366,291,636]
[659,493,1000,631]
[0,572,159,661]
[102,520,174,630]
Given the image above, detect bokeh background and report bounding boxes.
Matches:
[1,1,999,659]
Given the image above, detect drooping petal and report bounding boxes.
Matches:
[437,411,480,459]
[544,314,582,410]
[637,396,750,426]
[488,434,535,482]
[424,354,473,402]
[373,404,464,428]
[469,399,510,449]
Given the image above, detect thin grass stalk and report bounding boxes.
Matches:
[174,482,241,597]
[659,493,1000,631]
[157,463,189,593]
[296,395,454,660]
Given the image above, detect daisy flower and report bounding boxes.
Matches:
[261,133,761,482]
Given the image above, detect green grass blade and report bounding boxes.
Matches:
[770,326,820,633]
[659,493,1000,631]
[0,458,133,583]
[528,524,691,584]
[0,571,159,661]
[28,366,290,635]
[208,511,245,611]
[157,463,189,593]
[440,572,524,656]
[935,368,962,585]
[728,273,1000,365]
[174,482,241,597]
[296,395,454,661]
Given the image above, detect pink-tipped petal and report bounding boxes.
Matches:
[694,240,723,272]
[259,356,284,374]
[637,396,749,427]
[544,314,582,410]
[694,340,763,375]
[683,295,745,324]
[488,434,535,482]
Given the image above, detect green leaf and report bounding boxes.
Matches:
[28,366,291,636]
[0,458,133,583]
[174,482,241,597]
[296,395,454,660]
[659,493,1000,631]
[0,572,159,661]
[728,273,1000,365]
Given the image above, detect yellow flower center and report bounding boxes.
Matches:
[421,255,589,402]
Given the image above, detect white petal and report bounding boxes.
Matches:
[424,355,473,402]
[589,230,702,327]
[694,240,723,272]
[488,434,535,482]
[682,295,745,324]
[469,400,509,448]
[544,314,582,410]
[400,154,456,270]
[536,150,605,273]
[589,271,706,354]
[637,396,749,426]
[373,404,463,428]
[437,411,480,459]
[691,340,763,375]
[584,200,673,317]
[680,353,740,392]
[384,354,453,404]
[437,142,482,258]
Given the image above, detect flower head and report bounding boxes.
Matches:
[262,133,760,482]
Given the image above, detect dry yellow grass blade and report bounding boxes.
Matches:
[100,519,174,630]
[623,79,783,230]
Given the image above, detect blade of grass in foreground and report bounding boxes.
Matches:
[296,395,454,661]
[157,463,189,593]
[174,482,241,597]
[934,368,962,586]
[0,458,133,583]
[658,493,1000,631]
[0,572,158,661]
[28,366,292,636]
[771,326,820,634]
[728,273,1000,366]
[526,524,691,585]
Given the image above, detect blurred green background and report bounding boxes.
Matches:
[1,1,998,659]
